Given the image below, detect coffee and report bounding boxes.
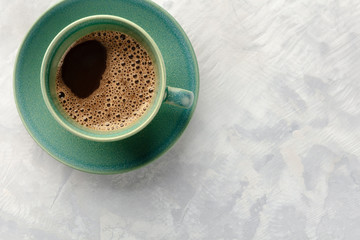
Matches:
[61,40,107,98]
[56,31,156,131]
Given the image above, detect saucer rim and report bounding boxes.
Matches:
[13,0,199,174]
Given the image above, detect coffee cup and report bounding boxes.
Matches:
[41,15,194,142]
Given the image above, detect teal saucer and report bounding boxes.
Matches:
[14,0,199,174]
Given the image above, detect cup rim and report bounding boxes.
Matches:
[40,15,166,142]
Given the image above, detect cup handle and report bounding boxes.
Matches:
[164,86,194,109]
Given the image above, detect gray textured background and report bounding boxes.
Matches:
[2,0,360,239]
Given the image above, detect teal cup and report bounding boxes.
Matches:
[41,15,194,142]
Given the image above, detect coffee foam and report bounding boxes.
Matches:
[56,31,156,131]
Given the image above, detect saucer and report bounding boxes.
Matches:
[14,0,199,174]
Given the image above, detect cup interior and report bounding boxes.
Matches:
[41,15,166,142]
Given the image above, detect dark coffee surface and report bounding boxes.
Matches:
[61,40,107,98]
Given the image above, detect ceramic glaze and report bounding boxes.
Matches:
[14,0,199,174]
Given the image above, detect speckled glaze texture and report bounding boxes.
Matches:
[13,0,199,173]
[2,0,360,239]
[40,15,169,142]
[165,86,194,108]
